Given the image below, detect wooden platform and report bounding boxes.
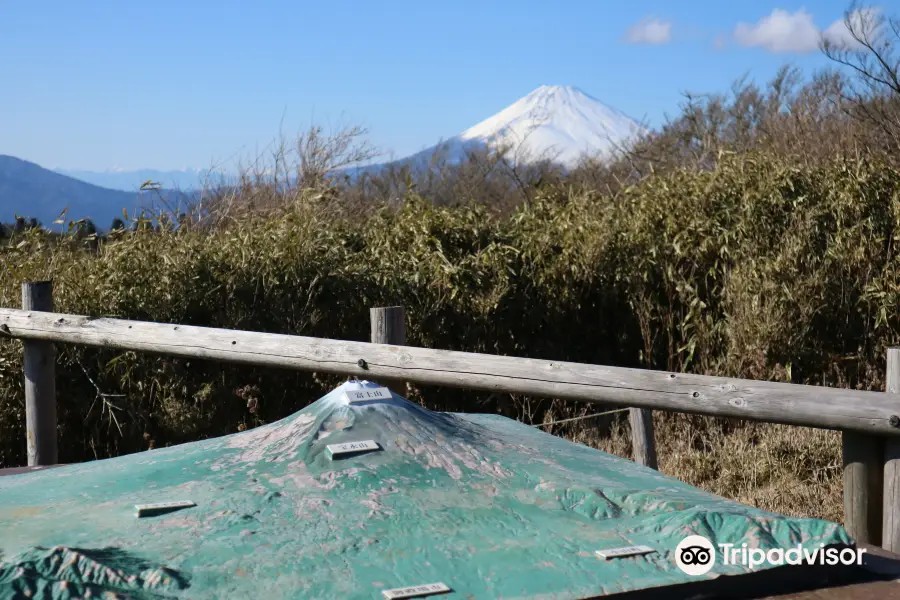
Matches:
[751,543,900,599]
[767,580,900,599]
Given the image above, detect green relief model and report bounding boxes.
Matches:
[0,381,852,599]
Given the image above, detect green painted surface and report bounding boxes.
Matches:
[0,381,852,599]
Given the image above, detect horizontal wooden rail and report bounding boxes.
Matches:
[3,308,900,436]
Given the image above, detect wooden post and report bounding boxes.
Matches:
[843,429,883,545]
[369,306,407,396]
[630,408,658,470]
[22,281,57,466]
[883,347,900,551]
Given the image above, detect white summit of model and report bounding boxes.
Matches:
[408,85,645,169]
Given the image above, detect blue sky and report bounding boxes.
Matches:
[0,1,892,171]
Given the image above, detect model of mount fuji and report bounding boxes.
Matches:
[0,380,852,599]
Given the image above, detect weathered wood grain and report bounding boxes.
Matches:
[20,283,57,467]
[630,408,657,470]
[370,306,406,346]
[842,431,883,545]
[884,347,900,552]
[370,306,407,394]
[3,307,900,435]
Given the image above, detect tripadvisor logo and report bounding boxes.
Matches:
[675,535,716,576]
[674,535,867,576]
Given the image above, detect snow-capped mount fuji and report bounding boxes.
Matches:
[48,85,642,197]
[401,85,645,169]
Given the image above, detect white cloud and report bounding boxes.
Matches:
[625,17,673,45]
[823,7,880,49]
[734,8,820,53]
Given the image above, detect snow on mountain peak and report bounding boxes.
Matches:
[454,84,644,167]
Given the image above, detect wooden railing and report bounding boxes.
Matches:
[2,280,900,553]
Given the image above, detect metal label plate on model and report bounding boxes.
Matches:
[326,440,380,458]
[595,545,656,560]
[382,582,451,599]
[134,500,196,518]
[345,387,392,403]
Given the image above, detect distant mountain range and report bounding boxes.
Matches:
[52,167,228,194]
[2,85,644,227]
[0,156,193,230]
